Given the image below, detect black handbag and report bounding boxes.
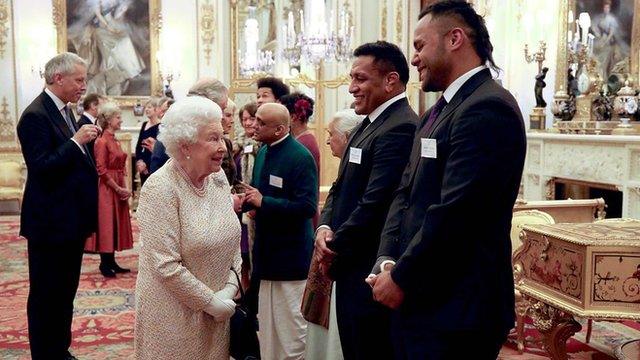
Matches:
[229,268,261,360]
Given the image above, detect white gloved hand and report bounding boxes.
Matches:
[216,271,239,300]
[204,293,236,322]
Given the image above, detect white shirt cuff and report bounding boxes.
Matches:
[316,225,331,234]
[70,138,85,154]
[380,260,396,273]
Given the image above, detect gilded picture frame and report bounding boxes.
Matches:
[230,0,280,92]
[53,0,162,107]
[556,0,640,94]
[230,0,305,92]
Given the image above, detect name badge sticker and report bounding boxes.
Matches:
[243,144,254,154]
[349,147,363,164]
[420,138,437,159]
[269,175,283,188]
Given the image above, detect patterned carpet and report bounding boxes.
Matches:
[0,215,137,359]
[1,214,638,359]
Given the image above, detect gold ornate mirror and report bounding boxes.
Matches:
[230,0,304,91]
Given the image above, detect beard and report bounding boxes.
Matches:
[421,71,445,93]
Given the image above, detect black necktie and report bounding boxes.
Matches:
[62,106,77,135]
[63,106,93,160]
[350,116,371,142]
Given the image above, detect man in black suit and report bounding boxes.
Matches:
[315,41,418,359]
[17,52,99,360]
[76,93,106,158]
[368,2,526,359]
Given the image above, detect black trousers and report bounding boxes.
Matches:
[335,269,394,360]
[390,313,509,360]
[27,239,84,360]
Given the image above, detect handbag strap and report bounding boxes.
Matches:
[230,267,245,299]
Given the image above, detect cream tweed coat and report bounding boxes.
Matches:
[134,161,241,359]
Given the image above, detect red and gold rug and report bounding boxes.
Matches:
[0,215,638,359]
[0,216,138,359]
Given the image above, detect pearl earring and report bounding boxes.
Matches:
[186,155,191,160]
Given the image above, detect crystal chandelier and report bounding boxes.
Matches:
[240,6,275,76]
[282,1,353,67]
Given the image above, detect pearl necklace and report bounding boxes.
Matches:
[172,160,208,197]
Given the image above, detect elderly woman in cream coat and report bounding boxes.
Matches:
[134,96,241,359]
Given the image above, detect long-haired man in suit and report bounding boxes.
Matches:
[368,2,526,359]
[315,41,418,359]
[17,52,99,360]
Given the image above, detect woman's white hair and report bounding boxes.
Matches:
[44,52,87,85]
[225,98,237,112]
[187,78,228,106]
[158,97,222,158]
[96,102,121,129]
[331,109,365,136]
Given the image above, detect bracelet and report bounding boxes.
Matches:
[224,281,239,289]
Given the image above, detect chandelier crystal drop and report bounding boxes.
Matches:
[282,1,353,68]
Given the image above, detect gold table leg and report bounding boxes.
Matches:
[528,297,582,360]
[514,289,530,354]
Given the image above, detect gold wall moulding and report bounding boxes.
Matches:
[286,72,350,90]
[380,1,387,40]
[52,0,163,105]
[0,0,9,59]
[286,67,351,187]
[0,96,14,143]
[200,0,215,66]
[230,72,271,94]
[395,0,402,44]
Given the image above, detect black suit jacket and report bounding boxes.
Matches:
[320,97,418,278]
[76,114,96,160]
[17,92,98,246]
[378,69,526,332]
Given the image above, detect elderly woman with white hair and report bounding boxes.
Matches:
[303,108,365,360]
[134,96,241,359]
[326,109,366,157]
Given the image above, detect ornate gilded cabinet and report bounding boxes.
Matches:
[513,221,640,359]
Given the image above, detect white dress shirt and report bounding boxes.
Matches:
[269,133,290,147]
[366,92,407,126]
[374,66,487,274]
[315,92,408,235]
[442,65,486,102]
[44,88,84,153]
[83,112,97,125]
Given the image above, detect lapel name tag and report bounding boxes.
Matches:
[349,147,362,164]
[269,175,283,188]
[243,144,254,154]
[420,138,437,159]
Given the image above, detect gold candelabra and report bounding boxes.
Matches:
[567,45,598,77]
[524,41,547,74]
[524,41,548,130]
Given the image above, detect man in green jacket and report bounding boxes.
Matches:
[243,103,318,359]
